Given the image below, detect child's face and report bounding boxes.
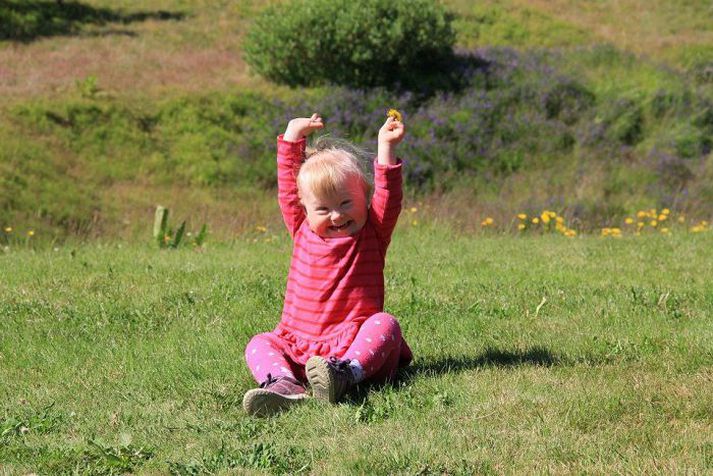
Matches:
[301,176,368,238]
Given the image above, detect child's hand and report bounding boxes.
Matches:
[284,113,324,141]
[377,116,406,165]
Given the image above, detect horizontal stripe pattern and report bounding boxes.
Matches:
[275,136,403,338]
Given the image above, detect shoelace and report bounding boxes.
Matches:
[328,357,354,382]
[259,373,303,388]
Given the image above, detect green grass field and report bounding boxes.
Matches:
[2,228,712,474]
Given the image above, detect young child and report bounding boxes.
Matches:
[242,112,413,417]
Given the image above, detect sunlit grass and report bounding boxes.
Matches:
[1,229,712,473]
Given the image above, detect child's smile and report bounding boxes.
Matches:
[300,177,368,238]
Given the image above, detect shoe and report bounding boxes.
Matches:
[242,374,309,417]
[305,356,355,403]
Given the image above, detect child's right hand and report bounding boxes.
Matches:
[283,113,324,141]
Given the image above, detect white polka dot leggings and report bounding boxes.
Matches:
[245,313,405,385]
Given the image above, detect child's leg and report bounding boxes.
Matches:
[245,333,300,384]
[342,312,403,383]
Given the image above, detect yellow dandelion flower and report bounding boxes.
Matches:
[565,229,577,237]
[637,222,645,228]
[678,216,686,223]
[540,213,551,224]
[481,217,494,226]
[555,216,564,224]
[548,211,557,218]
[650,220,658,227]
[658,214,667,221]
[517,213,527,220]
[27,230,35,237]
[3,226,11,233]
[624,217,634,225]
[691,225,702,233]
[387,109,402,122]
[517,223,526,230]
[611,228,622,237]
[662,208,670,215]
[660,228,670,234]
[256,225,267,233]
[532,217,540,224]
[412,220,418,226]
[702,221,709,226]
[410,207,418,213]
[601,228,610,236]
[637,211,647,218]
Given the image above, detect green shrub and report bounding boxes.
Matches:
[243,0,455,89]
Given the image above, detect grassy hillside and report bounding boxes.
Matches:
[1,230,712,473]
[1,0,712,241]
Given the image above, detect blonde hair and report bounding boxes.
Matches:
[298,136,373,200]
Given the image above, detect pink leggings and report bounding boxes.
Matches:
[245,313,405,385]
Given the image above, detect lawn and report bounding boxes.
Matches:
[1,229,712,473]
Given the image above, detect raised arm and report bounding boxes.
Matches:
[277,114,324,238]
[370,116,406,244]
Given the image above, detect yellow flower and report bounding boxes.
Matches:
[660,228,670,234]
[624,217,634,225]
[481,217,494,226]
[532,217,540,224]
[387,109,402,122]
[601,228,610,236]
[3,227,11,233]
[565,230,576,237]
[555,216,564,224]
[410,207,418,213]
[678,216,686,223]
[27,230,35,237]
[256,225,267,233]
[517,223,526,230]
[657,214,667,221]
[662,208,670,215]
[540,212,551,224]
[637,211,647,218]
[517,213,527,220]
[412,220,418,226]
[637,222,645,228]
[650,220,658,227]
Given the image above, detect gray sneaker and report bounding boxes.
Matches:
[242,374,309,417]
[305,356,355,403]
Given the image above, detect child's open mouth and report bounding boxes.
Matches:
[329,220,352,232]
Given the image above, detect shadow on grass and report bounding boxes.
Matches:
[346,346,560,404]
[0,0,186,42]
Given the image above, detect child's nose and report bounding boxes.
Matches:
[330,210,344,222]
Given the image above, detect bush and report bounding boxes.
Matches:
[243,0,455,89]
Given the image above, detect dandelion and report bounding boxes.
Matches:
[650,220,658,227]
[517,224,526,231]
[565,229,577,237]
[410,207,418,213]
[517,213,527,220]
[624,218,634,225]
[481,217,494,227]
[658,214,667,221]
[412,220,418,226]
[387,109,402,122]
[662,208,670,215]
[637,211,647,218]
[532,217,540,224]
[555,216,564,224]
[3,227,11,233]
[256,225,267,233]
[27,230,35,237]
[678,216,686,223]
[540,212,551,224]
[660,228,670,234]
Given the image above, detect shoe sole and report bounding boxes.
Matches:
[242,389,308,417]
[305,356,339,403]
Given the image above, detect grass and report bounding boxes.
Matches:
[1,228,712,473]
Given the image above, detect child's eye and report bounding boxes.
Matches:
[316,207,329,214]
[341,200,352,207]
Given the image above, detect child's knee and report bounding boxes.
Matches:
[368,312,402,338]
[245,333,272,360]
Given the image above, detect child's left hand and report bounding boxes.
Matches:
[378,116,406,147]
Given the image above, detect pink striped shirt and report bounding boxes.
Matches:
[276,135,402,341]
